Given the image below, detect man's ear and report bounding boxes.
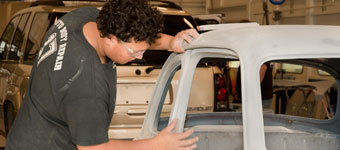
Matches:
[107,35,119,45]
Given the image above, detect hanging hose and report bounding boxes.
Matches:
[262,0,270,25]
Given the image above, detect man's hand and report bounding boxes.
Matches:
[77,120,198,150]
[260,64,268,83]
[169,29,200,53]
[152,120,199,150]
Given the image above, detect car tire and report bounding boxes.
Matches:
[4,102,16,135]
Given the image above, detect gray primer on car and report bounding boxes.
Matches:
[140,24,340,150]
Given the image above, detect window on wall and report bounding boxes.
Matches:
[24,12,66,64]
[8,13,30,61]
[0,15,20,60]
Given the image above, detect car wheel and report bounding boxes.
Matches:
[4,102,16,135]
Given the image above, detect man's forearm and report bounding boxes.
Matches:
[149,33,174,50]
[77,138,155,150]
[149,29,199,53]
[106,138,156,150]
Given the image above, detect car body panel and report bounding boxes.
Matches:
[139,25,340,150]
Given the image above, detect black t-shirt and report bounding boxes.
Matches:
[6,7,117,150]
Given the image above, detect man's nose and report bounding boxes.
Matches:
[135,55,143,60]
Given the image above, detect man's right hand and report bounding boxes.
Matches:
[77,120,198,150]
[152,120,199,150]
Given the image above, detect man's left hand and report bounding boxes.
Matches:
[170,29,200,53]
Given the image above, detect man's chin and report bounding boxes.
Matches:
[116,60,130,64]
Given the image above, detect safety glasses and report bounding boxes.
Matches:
[120,40,146,58]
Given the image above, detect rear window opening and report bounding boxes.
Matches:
[156,57,339,133]
[156,57,339,149]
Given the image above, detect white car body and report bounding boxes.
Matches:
[139,24,340,150]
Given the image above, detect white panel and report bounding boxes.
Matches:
[117,83,171,105]
[279,16,306,24]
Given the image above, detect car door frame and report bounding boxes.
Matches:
[139,48,267,150]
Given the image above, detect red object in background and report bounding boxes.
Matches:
[214,73,230,111]
[216,76,225,87]
[217,88,227,101]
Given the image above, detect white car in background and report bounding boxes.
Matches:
[138,23,340,150]
[193,14,223,25]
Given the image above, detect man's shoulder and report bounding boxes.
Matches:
[66,7,99,19]
[71,7,99,15]
[57,6,98,28]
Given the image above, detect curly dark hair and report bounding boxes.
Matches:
[97,0,164,45]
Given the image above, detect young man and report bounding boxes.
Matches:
[5,0,199,149]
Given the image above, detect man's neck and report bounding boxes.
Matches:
[83,22,107,64]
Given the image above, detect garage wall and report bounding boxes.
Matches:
[172,0,340,25]
[1,0,339,35]
[257,0,340,25]
[167,0,207,15]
